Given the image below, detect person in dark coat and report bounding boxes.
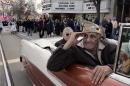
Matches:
[54,19,61,35]
[94,17,100,25]
[47,21,117,85]
[60,20,65,33]
[67,18,75,31]
[105,19,113,38]
[44,18,54,37]
[0,21,3,33]
[55,27,73,47]
[101,17,108,28]
[26,19,33,36]
[38,18,44,38]
[44,14,54,37]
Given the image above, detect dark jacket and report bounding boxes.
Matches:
[55,39,66,47]
[47,40,117,72]
[45,19,54,34]
[105,21,113,38]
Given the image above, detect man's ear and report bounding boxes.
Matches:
[97,34,102,39]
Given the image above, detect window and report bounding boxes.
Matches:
[115,24,130,78]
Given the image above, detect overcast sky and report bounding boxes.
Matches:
[35,0,42,14]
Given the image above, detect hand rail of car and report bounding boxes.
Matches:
[43,46,54,54]
[34,42,54,54]
[0,39,14,86]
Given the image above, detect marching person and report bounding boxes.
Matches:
[10,20,17,34]
[47,21,117,85]
[0,21,3,33]
[38,18,44,38]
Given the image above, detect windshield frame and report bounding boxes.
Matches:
[114,23,130,78]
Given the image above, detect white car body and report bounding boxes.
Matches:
[20,36,129,86]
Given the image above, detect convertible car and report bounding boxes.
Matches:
[20,24,130,86]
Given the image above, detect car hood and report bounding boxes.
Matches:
[31,37,62,48]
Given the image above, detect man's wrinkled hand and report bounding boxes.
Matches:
[63,32,85,49]
[92,65,113,85]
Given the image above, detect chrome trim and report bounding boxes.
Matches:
[113,23,130,85]
[110,73,130,85]
[0,38,12,86]
[114,23,130,72]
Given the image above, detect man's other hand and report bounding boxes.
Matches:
[92,65,113,85]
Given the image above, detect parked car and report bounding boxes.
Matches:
[1,20,11,33]
[20,24,130,86]
[2,20,8,26]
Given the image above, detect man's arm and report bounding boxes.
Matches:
[47,32,85,71]
[47,46,76,72]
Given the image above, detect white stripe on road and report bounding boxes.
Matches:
[0,58,20,66]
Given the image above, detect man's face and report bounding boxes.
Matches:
[83,32,100,50]
[63,31,73,41]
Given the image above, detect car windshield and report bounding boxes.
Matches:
[115,24,130,78]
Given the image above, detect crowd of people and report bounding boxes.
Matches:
[1,15,130,41]
[5,16,129,41]
[12,15,81,38]
[1,15,130,40]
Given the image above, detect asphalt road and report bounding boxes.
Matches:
[0,33,33,86]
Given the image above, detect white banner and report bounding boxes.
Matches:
[42,3,51,11]
[83,0,110,13]
[51,1,83,13]
[42,0,110,13]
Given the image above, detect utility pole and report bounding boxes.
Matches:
[121,0,125,22]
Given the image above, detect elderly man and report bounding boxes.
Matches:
[55,27,73,47]
[47,21,117,85]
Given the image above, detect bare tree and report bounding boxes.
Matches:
[90,0,101,23]
[12,0,26,19]
[0,0,12,16]
[0,0,26,19]
[24,0,36,19]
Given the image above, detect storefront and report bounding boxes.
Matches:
[42,0,111,21]
[82,0,111,21]
[42,0,82,20]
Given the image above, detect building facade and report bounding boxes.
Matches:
[41,0,116,21]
